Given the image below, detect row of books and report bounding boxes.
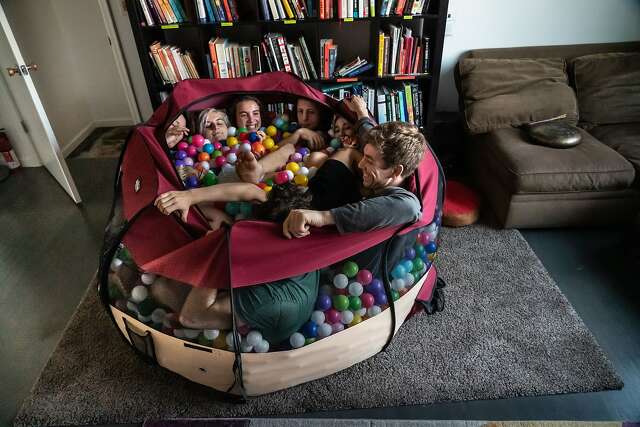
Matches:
[149,41,200,84]
[193,0,239,23]
[138,0,238,26]
[138,0,188,25]
[260,0,376,20]
[322,81,424,126]
[319,39,337,79]
[377,25,429,76]
[379,0,430,16]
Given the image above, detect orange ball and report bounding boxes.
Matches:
[251,142,266,157]
[198,152,210,162]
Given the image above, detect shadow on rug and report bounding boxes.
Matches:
[14,225,622,426]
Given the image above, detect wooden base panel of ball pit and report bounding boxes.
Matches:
[109,266,434,396]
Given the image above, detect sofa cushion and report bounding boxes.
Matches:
[458,57,579,134]
[590,123,640,182]
[572,52,640,127]
[476,127,635,193]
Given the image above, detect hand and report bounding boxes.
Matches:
[200,205,233,231]
[294,128,325,150]
[165,125,189,149]
[343,96,369,120]
[155,190,194,222]
[256,130,267,141]
[282,209,333,239]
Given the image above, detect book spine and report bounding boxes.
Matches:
[203,0,215,21]
[377,31,384,77]
[268,0,280,19]
[275,0,286,19]
[319,0,325,19]
[221,0,233,20]
[228,0,239,20]
[382,35,390,75]
[139,0,154,25]
[299,36,318,79]
[208,39,220,78]
[282,0,295,18]
[195,0,205,22]
[168,0,184,21]
[212,0,224,21]
[260,0,270,19]
[175,0,188,21]
[287,43,300,77]
[276,36,292,72]
[423,36,429,73]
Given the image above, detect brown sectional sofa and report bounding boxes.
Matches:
[455,42,640,228]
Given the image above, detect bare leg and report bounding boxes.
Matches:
[179,288,232,330]
[150,277,191,313]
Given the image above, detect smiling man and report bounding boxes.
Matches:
[282,96,426,238]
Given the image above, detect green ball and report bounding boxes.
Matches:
[198,335,213,347]
[239,202,252,216]
[265,178,274,187]
[202,172,218,186]
[342,261,359,278]
[238,127,248,133]
[115,246,133,264]
[137,298,156,316]
[187,136,193,143]
[412,258,424,272]
[414,244,426,256]
[213,150,223,158]
[225,202,240,216]
[304,337,316,346]
[349,295,362,311]
[333,295,349,311]
[391,289,400,301]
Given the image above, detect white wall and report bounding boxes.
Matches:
[3,0,134,158]
[438,0,640,112]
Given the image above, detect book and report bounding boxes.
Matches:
[260,0,270,19]
[299,36,318,79]
[204,53,214,78]
[267,0,280,20]
[139,0,154,25]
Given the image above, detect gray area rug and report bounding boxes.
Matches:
[15,225,622,426]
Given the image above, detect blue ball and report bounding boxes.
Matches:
[425,242,437,253]
[185,175,199,188]
[405,247,416,259]
[288,122,299,132]
[202,143,214,154]
[248,132,259,142]
[366,278,383,294]
[175,150,187,160]
[174,159,186,167]
[391,264,407,280]
[302,321,318,338]
[315,294,332,311]
[401,259,414,273]
[274,118,285,129]
[374,291,388,306]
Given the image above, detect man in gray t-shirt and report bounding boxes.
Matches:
[283,96,427,238]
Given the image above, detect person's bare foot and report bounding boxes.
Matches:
[236,150,264,184]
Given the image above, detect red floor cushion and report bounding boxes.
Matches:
[443,180,480,227]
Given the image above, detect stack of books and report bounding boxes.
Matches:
[260,0,310,20]
[377,26,429,76]
[260,0,376,21]
[194,0,239,23]
[334,57,373,78]
[322,82,376,109]
[207,38,259,78]
[376,82,423,126]
[138,0,189,25]
[149,41,200,84]
[379,0,430,16]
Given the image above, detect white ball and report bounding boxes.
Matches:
[311,310,325,325]
[240,142,252,152]
[404,273,415,287]
[348,282,363,296]
[426,222,437,233]
[318,323,333,338]
[333,274,349,289]
[183,329,200,339]
[340,310,354,324]
[130,285,148,303]
[367,305,382,317]
[332,322,345,333]
[298,166,309,176]
[391,278,406,290]
[203,329,219,340]
[307,167,318,178]
[150,308,167,324]
[246,330,263,347]
[137,313,152,323]
[173,329,185,338]
[240,339,254,353]
[199,161,211,171]
[319,284,333,296]
[285,170,294,181]
[289,332,305,349]
[126,301,138,313]
[204,138,211,145]
[226,332,237,349]
[254,339,270,353]
[228,126,237,137]
[110,258,123,272]
[226,153,238,164]
[140,273,156,285]
[357,307,367,317]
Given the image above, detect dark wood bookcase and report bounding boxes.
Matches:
[125,0,449,137]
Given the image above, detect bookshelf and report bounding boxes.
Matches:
[125,0,449,137]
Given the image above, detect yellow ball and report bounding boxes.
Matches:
[350,313,362,326]
[264,185,272,193]
[428,253,436,261]
[266,125,277,137]
[270,144,279,152]
[263,137,275,150]
[294,174,308,186]
[286,162,300,173]
[282,132,291,138]
[226,136,238,147]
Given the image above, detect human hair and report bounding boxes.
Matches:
[229,95,262,125]
[253,182,313,223]
[367,122,426,177]
[197,108,230,136]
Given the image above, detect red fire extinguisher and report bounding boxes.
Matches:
[0,128,21,169]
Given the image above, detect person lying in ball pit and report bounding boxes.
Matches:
[304,113,358,170]
[197,108,230,142]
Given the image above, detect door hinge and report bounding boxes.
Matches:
[20,120,29,134]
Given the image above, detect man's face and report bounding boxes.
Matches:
[358,143,398,190]
[297,99,320,130]
[205,111,228,141]
[236,100,261,131]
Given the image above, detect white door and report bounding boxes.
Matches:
[0,3,81,203]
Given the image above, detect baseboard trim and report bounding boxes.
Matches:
[61,118,133,158]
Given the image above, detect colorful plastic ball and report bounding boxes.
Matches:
[225,202,240,216]
[290,153,303,163]
[284,170,294,181]
[274,118,285,129]
[340,310,354,325]
[298,166,309,176]
[325,308,341,324]
[149,308,167,324]
[356,269,373,285]
[197,152,210,162]
[227,126,237,137]
[211,150,222,158]
[186,146,198,157]
[254,339,270,353]
[274,170,291,185]
[211,141,222,150]
[202,143,214,154]
[262,137,275,150]
[412,258,425,272]
[333,273,349,289]
[131,285,148,303]
[319,284,333,296]
[425,242,437,253]
[302,321,318,338]
[391,289,400,301]
[342,261,359,278]
[285,162,300,174]
[348,282,363,297]
[367,305,382,317]
[304,338,316,346]
[332,295,349,311]
[391,278,406,290]
[214,156,226,168]
[177,141,189,151]
[405,247,416,260]
[400,259,412,274]
[266,125,277,137]
[405,272,415,287]
[126,300,138,314]
[221,146,231,154]
[334,288,347,296]
[110,257,123,272]
[332,322,345,333]
[203,329,220,340]
[225,332,238,350]
[311,310,325,325]
[330,138,341,149]
[238,127,248,133]
[415,244,426,256]
[137,298,155,317]
[360,292,375,308]
[391,264,407,280]
[191,134,205,146]
[289,332,305,349]
[374,292,388,306]
[318,323,333,338]
[175,150,187,160]
[174,159,186,168]
[357,307,367,317]
[202,172,218,186]
[141,273,156,285]
[227,136,238,147]
[282,131,291,138]
[366,278,383,295]
[288,122,299,132]
[417,232,429,245]
[294,174,308,186]
[226,152,238,164]
[426,222,438,233]
[246,330,263,347]
[251,142,266,157]
[348,295,362,311]
[350,313,363,326]
[248,132,260,142]
[183,157,194,167]
[297,147,310,157]
[238,132,249,141]
[185,175,199,188]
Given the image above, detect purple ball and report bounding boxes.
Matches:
[366,278,383,294]
[374,291,388,306]
[315,294,332,311]
[174,159,186,167]
[290,153,303,163]
[175,150,187,160]
[185,175,199,188]
[405,247,416,259]
[183,157,194,167]
[297,147,310,157]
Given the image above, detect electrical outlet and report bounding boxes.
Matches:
[445,10,455,36]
